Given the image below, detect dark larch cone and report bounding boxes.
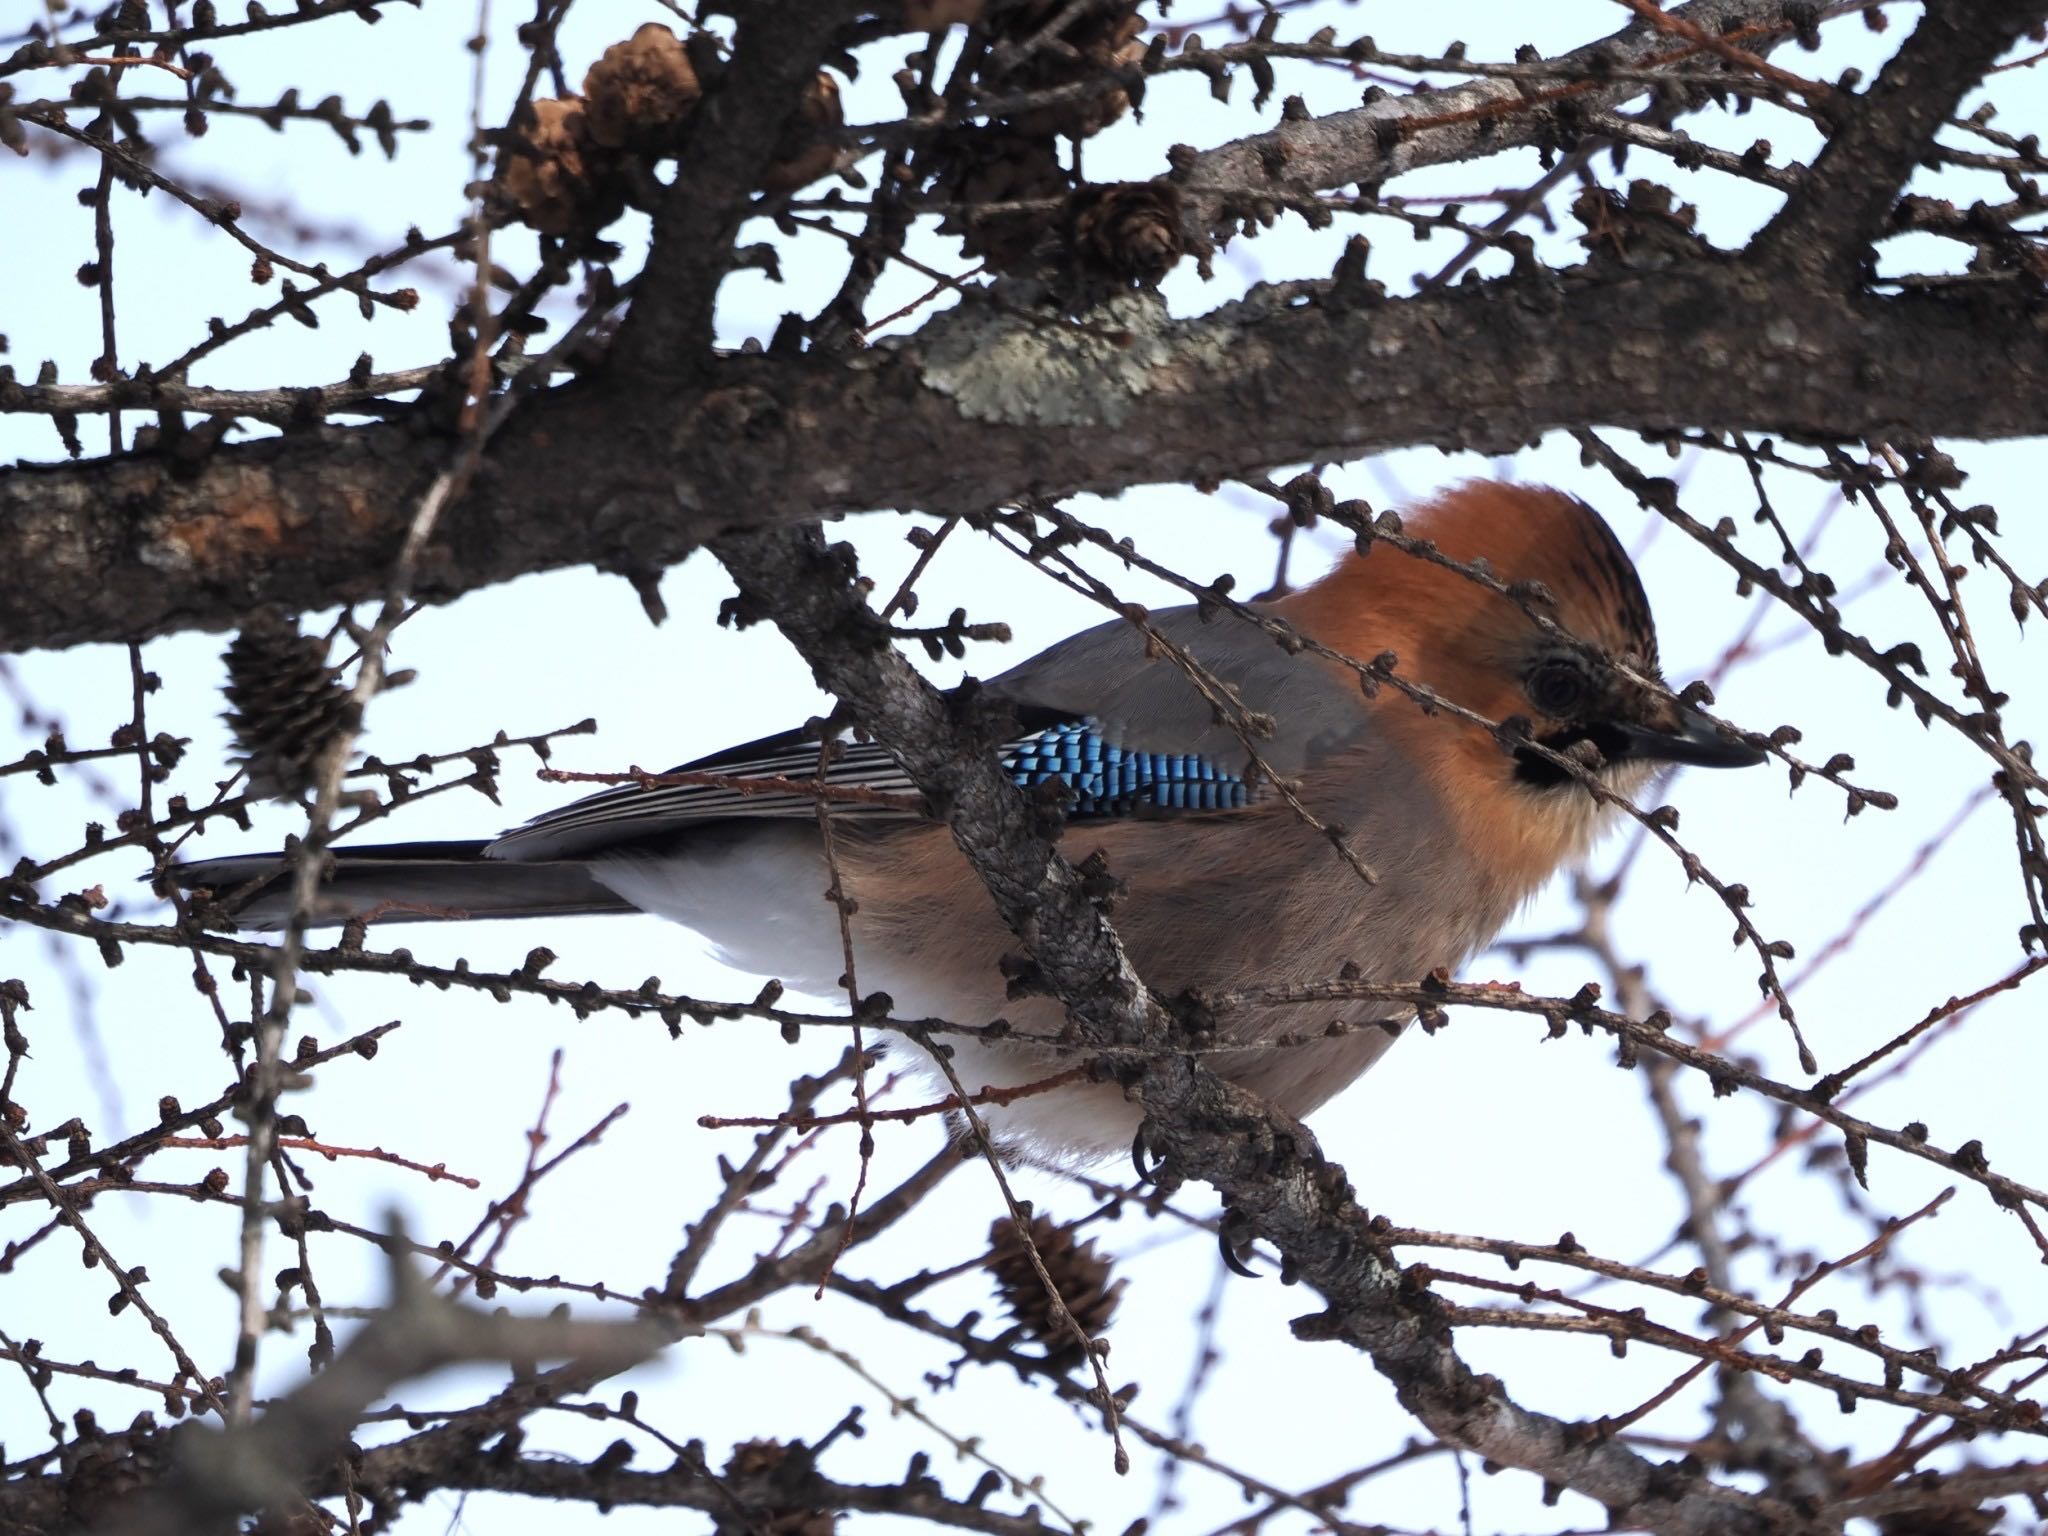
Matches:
[498,95,627,238]
[1068,181,1185,284]
[931,129,1072,273]
[221,613,357,801]
[982,0,1145,139]
[63,1433,169,1529]
[986,1209,1124,1372]
[760,71,843,192]
[718,1440,839,1536]
[1571,178,1704,269]
[582,23,700,153]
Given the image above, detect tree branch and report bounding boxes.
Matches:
[7,264,2047,655]
[87,1258,667,1536]
[360,1449,1080,1536]
[1749,0,2048,278]
[1176,0,1812,234]
[710,523,1159,1048]
[614,0,860,372]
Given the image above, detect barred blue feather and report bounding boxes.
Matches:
[1004,722,1250,816]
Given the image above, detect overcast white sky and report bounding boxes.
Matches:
[3,3,2046,1533]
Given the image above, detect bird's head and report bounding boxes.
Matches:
[1288,480,1762,870]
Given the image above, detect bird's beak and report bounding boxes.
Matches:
[1614,706,1767,769]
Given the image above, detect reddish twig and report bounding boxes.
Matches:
[159,1134,481,1188]
[1612,0,1833,104]
[56,53,195,79]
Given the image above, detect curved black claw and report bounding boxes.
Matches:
[1130,1122,1166,1185]
[1217,1210,1261,1278]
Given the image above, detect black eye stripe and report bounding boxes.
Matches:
[1513,722,1632,788]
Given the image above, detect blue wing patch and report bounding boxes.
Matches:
[1005,721,1250,816]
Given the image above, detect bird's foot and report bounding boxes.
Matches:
[1130,1121,1169,1186]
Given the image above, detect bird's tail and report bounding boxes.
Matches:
[170,840,637,932]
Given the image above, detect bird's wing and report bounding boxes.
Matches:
[486,724,916,860]
[985,599,1365,778]
[488,603,1353,863]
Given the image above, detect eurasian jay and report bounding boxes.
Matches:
[178,481,1762,1163]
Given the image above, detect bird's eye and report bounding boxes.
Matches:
[1527,659,1590,716]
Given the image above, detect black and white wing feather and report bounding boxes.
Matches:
[486,725,918,860]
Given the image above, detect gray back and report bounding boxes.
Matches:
[987,602,1365,777]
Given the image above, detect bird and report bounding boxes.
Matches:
[176,481,1763,1166]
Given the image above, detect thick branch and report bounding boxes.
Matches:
[91,1271,666,1536]
[5,266,2046,655]
[615,0,858,371]
[1177,0,1808,233]
[378,1453,1079,1536]
[0,1144,960,1534]
[1750,0,2048,277]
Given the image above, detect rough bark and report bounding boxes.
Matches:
[4,269,2045,654]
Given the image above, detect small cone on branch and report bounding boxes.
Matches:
[985,0,1145,139]
[221,613,357,801]
[499,29,829,230]
[725,1440,798,1478]
[498,95,627,237]
[986,1209,1123,1372]
[582,23,700,152]
[760,71,843,192]
[931,130,1071,272]
[1067,181,1185,283]
[719,1441,838,1536]
[1570,178,1703,268]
